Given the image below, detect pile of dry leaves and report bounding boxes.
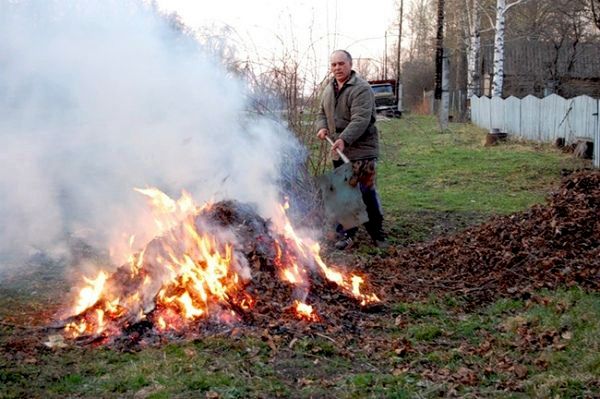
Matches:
[375,169,599,305]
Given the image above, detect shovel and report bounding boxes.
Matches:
[316,136,369,230]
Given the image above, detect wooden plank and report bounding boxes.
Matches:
[504,96,521,137]
[569,95,596,141]
[471,96,480,125]
[490,97,505,132]
[540,94,562,142]
[480,96,492,130]
[520,95,541,141]
[553,96,571,140]
[472,96,487,130]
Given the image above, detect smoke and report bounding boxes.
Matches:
[0,0,305,267]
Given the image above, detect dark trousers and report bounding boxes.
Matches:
[333,158,385,241]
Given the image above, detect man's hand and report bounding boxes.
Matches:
[316,128,329,140]
[331,138,345,155]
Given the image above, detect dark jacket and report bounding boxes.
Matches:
[316,71,379,161]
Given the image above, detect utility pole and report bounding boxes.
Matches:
[384,31,388,80]
[396,0,404,116]
[434,0,445,101]
[440,49,450,131]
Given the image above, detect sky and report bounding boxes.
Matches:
[155,0,400,74]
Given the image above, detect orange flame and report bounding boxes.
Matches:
[64,188,379,339]
[72,271,108,315]
[272,204,380,305]
[294,300,319,322]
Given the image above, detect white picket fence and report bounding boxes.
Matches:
[471,94,600,167]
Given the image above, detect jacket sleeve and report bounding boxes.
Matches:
[339,85,374,145]
[316,97,328,131]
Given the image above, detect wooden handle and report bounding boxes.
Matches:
[325,136,350,164]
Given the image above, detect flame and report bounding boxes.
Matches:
[134,187,203,235]
[281,263,307,286]
[73,271,108,315]
[134,187,179,213]
[128,246,146,276]
[95,309,105,334]
[104,298,120,313]
[64,188,379,339]
[294,301,319,322]
[272,204,380,305]
[157,316,166,330]
[65,320,87,336]
[176,292,204,319]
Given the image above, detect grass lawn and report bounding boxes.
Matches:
[377,115,590,244]
[1,115,597,398]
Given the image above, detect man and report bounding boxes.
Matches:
[316,49,386,250]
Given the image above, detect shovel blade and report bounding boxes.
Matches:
[317,163,369,230]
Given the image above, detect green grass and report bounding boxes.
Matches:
[382,288,600,398]
[378,116,588,215]
[376,116,589,244]
[1,116,597,398]
[0,338,286,398]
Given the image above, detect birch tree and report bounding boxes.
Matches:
[464,0,481,98]
[491,0,529,97]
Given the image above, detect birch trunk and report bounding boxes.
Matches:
[492,0,530,97]
[466,0,481,99]
[492,0,506,97]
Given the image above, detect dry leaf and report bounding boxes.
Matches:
[561,331,572,340]
[44,334,67,349]
[513,365,528,378]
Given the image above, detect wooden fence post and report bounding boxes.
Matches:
[595,98,599,168]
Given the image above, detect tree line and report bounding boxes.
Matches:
[153,0,600,166]
[395,0,600,116]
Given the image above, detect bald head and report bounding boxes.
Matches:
[331,50,352,64]
[330,50,352,85]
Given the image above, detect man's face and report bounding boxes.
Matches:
[330,51,352,83]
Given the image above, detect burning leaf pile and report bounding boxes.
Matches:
[56,169,599,348]
[60,189,379,345]
[377,169,600,305]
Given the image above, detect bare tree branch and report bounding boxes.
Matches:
[592,0,600,30]
[481,5,496,30]
[506,0,530,13]
[464,0,472,30]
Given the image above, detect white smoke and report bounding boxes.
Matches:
[0,0,305,267]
